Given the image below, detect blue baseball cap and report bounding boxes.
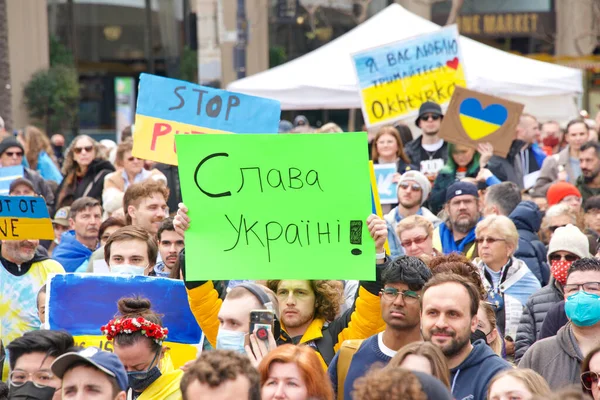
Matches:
[445,181,479,203]
[51,347,128,391]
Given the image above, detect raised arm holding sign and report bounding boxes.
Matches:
[176,133,376,281]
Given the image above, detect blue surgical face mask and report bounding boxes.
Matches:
[127,350,162,393]
[111,264,146,276]
[216,329,246,353]
[565,291,600,327]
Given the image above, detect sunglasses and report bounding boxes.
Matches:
[127,156,140,162]
[548,253,579,262]
[420,114,441,122]
[398,182,422,192]
[73,145,93,154]
[548,224,566,233]
[5,151,23,157]
[475,237,506,244]
[400,235,429,248]
[582,371,600,390]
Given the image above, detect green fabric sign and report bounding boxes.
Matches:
[176,133,375,280]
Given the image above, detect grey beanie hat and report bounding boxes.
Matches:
[548,224,590,261]
[398,170,431,205]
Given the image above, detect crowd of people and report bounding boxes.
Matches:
[1,104,600,400]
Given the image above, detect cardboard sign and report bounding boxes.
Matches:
[0,166,24,195]
[47,274,203,369]
[352,25,466,127]
[373,163,398,204]
[132,73,281,165]
[0,196,54,240]
[176,133,375,281]
[438,86,524,157]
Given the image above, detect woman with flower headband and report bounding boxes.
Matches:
[101,296,182,400]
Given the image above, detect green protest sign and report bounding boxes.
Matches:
[176,133,375,280]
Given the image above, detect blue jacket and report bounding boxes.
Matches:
[36,151,63,184]
[450,340,511,400]
[509,201,549,285]
[52,230,93,272]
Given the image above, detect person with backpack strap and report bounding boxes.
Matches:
[327,256,432,400]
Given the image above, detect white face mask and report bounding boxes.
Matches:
[110,264,146,276]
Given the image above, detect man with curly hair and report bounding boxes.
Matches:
[327,256,432,399]
[180,349,260,400]
[179,214,390,369]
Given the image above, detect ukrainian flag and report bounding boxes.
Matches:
[47,274,203,368]
[459,98,508,140]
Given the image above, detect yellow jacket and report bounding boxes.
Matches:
[186,282,385,368]
[134,353,183,400]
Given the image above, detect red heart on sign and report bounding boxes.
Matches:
[446,58,459,70]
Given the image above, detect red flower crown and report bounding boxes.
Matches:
[101,317,169,345]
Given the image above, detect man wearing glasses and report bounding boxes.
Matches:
[432,181,481,259]
[520,257,600,390]
[5,330,74,399]
[384,170,441,258]
[0,136,55,211]
[327,256,431,399]
[404,102,448,180]
[515,224,590,363]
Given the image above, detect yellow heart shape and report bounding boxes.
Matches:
[459,114,502,140]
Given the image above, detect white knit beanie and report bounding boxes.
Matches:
[547,224,590,260]
[398,170,431,205]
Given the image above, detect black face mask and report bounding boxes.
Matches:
[470,329,488,345]
[8,381,55,400]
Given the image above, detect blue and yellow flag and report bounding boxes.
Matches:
[47,274,203,368]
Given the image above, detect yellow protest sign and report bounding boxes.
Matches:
[352,25,467,127]
[0,196,54,240]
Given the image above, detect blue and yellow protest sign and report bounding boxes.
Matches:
[0,195,54,240]
[352,25,466,127]
[0,166,24,195]
[438,86,523,158]
[373,163,398,205]
[47,274,203,368]
[132,73,281,165]
[177,133,375,281]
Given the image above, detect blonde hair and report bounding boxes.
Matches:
[395,215,434,238]
[316,123,343,133]
[21,126,57,170]
[488,369,551,399]
[475,215,519,250]
[479,302,502,356]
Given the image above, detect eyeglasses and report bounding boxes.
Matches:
[548,253,579,262]
[564,282,600,297]
[73,145,93,154]
[475,237,506,245]
[582,371,600,390]
[379,287,420,303]
[5,151,23,158]
[9,370,55,387]
[127,156,140,162]
[400,235,429,248]
[548,224,567,233]
[420,114,441,122]
[398,182,422,192]
[561,196,582,205]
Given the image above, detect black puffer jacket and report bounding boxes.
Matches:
[514,279,563,362]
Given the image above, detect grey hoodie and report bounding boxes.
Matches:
[518,323,583,390]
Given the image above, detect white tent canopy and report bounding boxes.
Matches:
[227,4,583,124]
